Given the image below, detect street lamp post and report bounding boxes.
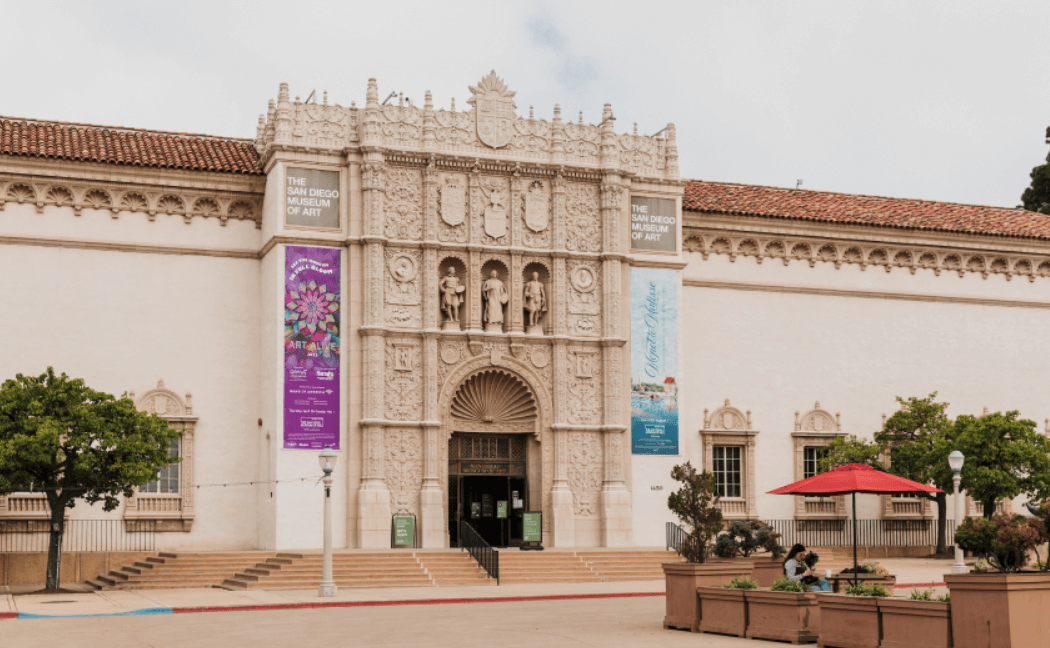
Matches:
[318,445,337,597]
[948,450,968,575]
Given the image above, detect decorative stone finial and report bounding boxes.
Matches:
[278,83,289,102]
[451,97,455,111]
[366,78,378,106]
[425,90,433,109]
[633,122,638,135]
[323,91,328,105]
[553,104,561,122]
[602,103,612,120]
[398,92,404,107]
[529,106,534,119]
[578,111,584,125]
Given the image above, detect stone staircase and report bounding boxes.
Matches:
[494,551,601,584]
[86,551,277,590]
[576,550,684,581]
[222,552,435,590]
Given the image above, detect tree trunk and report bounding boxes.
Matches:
[934,492,947,555]
[983,499,996,520]
[45,502,65,590]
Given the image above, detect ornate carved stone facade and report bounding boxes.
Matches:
[791,402,847,520]
[700,400,759,520]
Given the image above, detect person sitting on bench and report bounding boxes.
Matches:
[782,543,832,592]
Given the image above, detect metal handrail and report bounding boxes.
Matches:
[0,519,157,552]
[666,521,688,556]
[460,521,499,585]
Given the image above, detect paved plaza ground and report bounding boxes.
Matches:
[0,559,957,648]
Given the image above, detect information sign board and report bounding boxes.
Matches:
[497,501,507,519]
[522,511,542,543]
[286,167,340,229]
[630,196,677,253]
[393,516,415,547]
[471,502,481,519]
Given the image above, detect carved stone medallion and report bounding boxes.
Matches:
[468,71,516,149]
[440,180,465,227]
[529,345,550,369]
[440,344,461,365]
[483,185,507,239]
[524,181,548,233]
[570,265,597,293]
[387,253,419,283]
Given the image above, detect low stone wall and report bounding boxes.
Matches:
[810,546,940,558]
[0,552,153,586]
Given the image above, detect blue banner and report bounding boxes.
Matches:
[630,267,679,455]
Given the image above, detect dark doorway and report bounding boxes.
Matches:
[448,433,528,548]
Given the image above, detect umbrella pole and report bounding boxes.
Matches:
[852,491,858,587]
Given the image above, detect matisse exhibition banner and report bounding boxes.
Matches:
[283,246,341,450]
[630,267,679,455]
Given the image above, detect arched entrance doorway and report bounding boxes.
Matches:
[447,369,537,547]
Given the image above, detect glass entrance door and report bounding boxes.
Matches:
[448,433,527,548]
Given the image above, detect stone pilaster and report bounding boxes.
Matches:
[550,341,575,547]
[357,423,391,547]
[510,251,523,333]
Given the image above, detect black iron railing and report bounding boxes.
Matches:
[460,520,499,585]
[762,519,955,548]
[666,521,688,555]
[0,519,157,552]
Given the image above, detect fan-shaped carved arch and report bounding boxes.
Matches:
[451,369,537,433]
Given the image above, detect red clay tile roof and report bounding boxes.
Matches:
[684,180,1050,241]
[0,116,262,175]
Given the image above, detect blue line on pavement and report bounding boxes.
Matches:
[18,607,173,619]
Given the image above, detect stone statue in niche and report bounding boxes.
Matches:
[522,272,547,335]
[482,270,509,332]
[438,268,465,330]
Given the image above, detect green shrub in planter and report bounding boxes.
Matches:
[722,576,758,589]
[910,589,935,601]
[771,577,809,593]
[936,593,950,603]
[714,520,785,558]
[955,513,1044,572]
[843,582,890,597]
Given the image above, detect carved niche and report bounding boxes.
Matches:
[566,347,601,426]
[568,431,603,516]
[384,167,423,240]
[385,248,422,328]
[565,182,601,253]
[521,180,551,248]
[567,260,602,337]
[700,399,759,520]
[125,380,197,532]
[385,339,423,420]
[385,428,423,517]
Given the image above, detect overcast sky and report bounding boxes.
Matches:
[3,1,1048,208]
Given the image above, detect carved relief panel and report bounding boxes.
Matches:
[472,176,510,246]
[520,179,552,249]
[384,167,423,240]
[385,248,422,329]
[386,339,422,420]
[568,431,603,516]
[438,172,468,243]
[566,346,601,426]
[564,182,601,253]
[567,260,602,337]
[385,428,423,517]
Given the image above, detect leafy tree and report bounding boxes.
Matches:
[667,462,723,563]
[820,394,954,554]
[0,368,181,591]
[930,411,1050,520]
[1019,126,1050,215]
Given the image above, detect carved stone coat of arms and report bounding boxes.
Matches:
[440,181,465,227]
[524,181,548,232]
[482,185,507,239]
[468,71,516,149]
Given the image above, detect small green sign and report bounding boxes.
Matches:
[522,511,542,543]
[393,516,415,547]
[471,502,481,519]
[497,501,508,519]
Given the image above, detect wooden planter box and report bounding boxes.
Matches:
[945,572,1050,648]
[816,593,881,648]
[878,598,952,648]
[697,587,748,637]
[662,562,752,632]
[745,588,820,644]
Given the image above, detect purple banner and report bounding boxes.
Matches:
[283,246,341,450]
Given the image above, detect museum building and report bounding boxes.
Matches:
[2,72,1049,552]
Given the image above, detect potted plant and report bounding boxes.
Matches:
[945,511,1050,648]
[714,519,786,586]
[698,576,756,637]
[835,561,896,594]
[877,590,952,648]
[663,462,751,632]
[816,582,890,648]
[745,576,820,644]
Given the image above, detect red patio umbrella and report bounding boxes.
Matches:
[768,464,942,584]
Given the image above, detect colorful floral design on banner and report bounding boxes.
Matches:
[283,246,341,450]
